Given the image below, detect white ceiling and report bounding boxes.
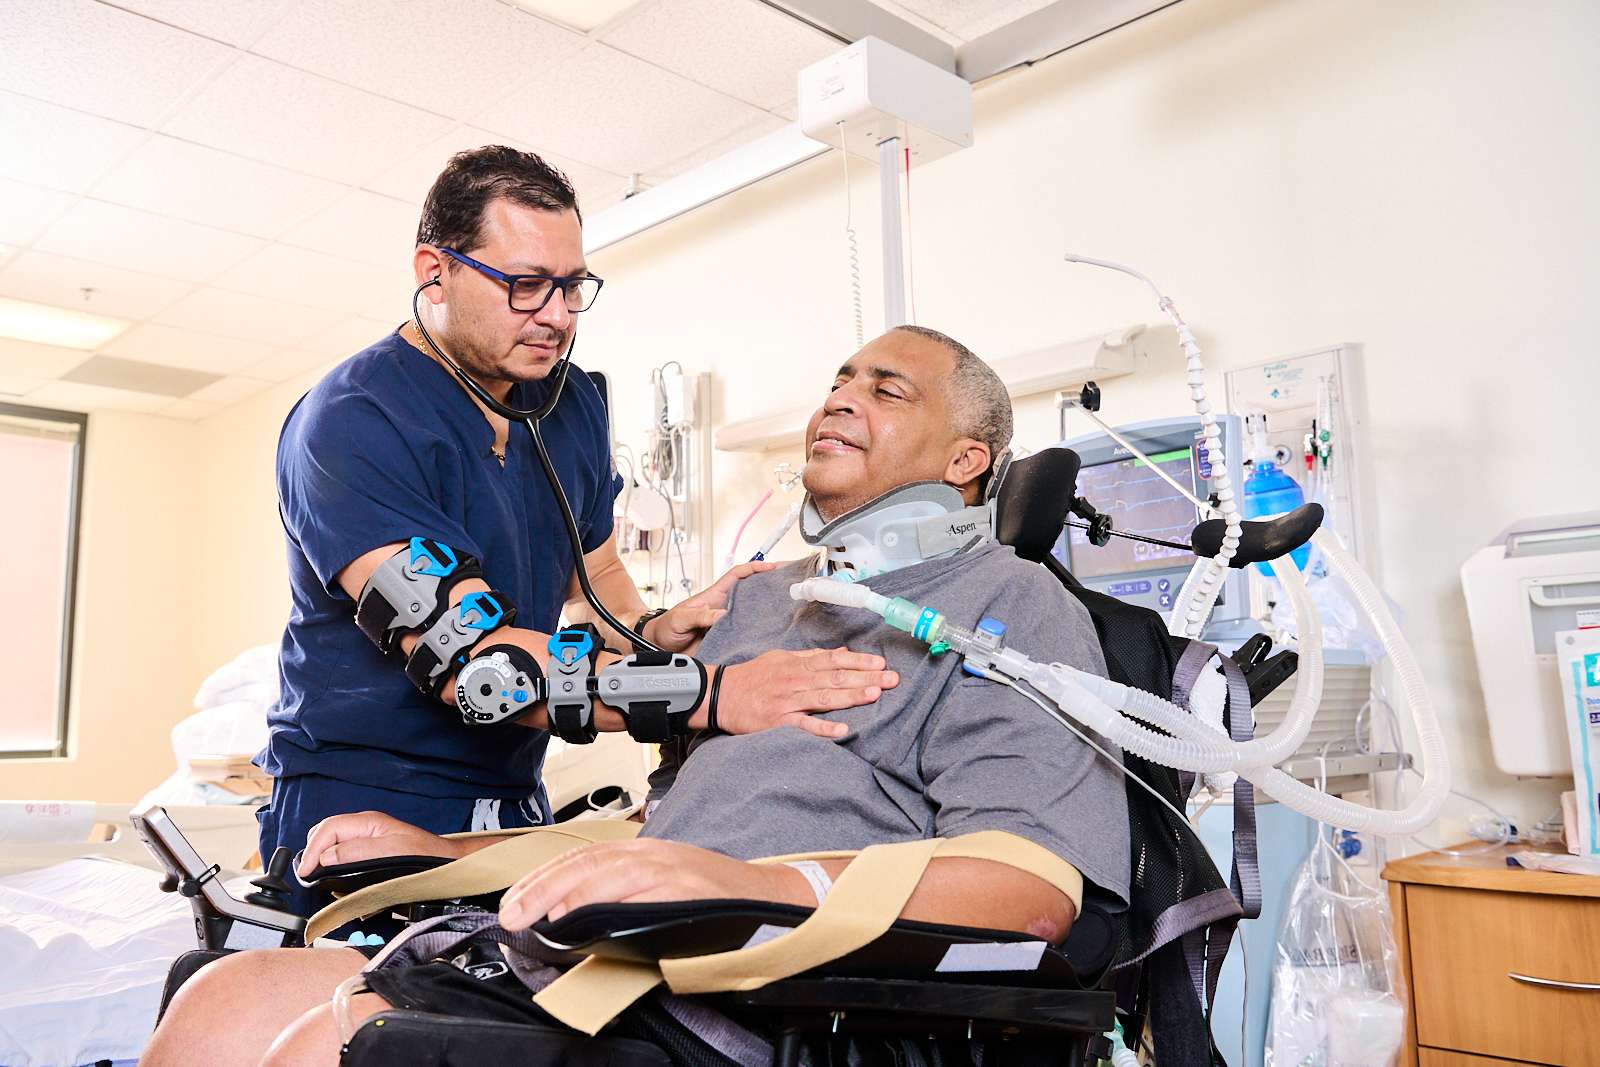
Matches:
[0,0,843,419]
[0,0,1060,421]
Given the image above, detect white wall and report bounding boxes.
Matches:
[1,412,207,801]
[585,0,1600,834]
[26,0,1596,830]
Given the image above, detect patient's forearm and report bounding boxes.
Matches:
[768,857,1076,943]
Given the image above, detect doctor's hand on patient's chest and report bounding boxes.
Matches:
[641,561,780,654]
[715,647,899,740]
[295,810,470,879]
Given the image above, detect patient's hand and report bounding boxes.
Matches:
[498,839,796,930]
[295,811,468,878]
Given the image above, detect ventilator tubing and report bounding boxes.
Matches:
[790,526,1448,835]
[1022,551,1322,773]
[1029,533,1447,835]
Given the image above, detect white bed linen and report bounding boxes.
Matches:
[0,857,247,1067]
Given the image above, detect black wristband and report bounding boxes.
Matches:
[632,607,667,648]
[707,664,727,733]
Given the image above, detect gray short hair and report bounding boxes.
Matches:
[893,325,1013,485]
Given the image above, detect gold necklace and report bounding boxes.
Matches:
[409,321,507,464]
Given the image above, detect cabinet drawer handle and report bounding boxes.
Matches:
[1508,972,1600,991]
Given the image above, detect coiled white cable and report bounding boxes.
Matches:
[1064,255,1243,639]
[839,124,864,348]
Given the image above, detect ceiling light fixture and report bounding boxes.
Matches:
[0,296,130,351]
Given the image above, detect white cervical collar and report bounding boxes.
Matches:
[800,481,994,582]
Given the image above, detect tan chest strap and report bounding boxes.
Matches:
[306,825,1082,1037]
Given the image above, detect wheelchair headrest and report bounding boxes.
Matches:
[994,447,1082,564]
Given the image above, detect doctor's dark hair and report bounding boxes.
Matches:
[416,145,581,256]
[893,325,1013,482]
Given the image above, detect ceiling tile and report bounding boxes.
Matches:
[102,322,275,374]
[63,354,220,397]
[0,0,235,127]
[160,397,223,420]
[881,0,1054,41]
[243,348,342,383]
[363,127,630,217]
[294,316,399,358]
[0,337,92,378]
[0,250,195,321]
[473,44,771,176]
[188,374,273,405]
[214,244,399,314]
[92,135,347,239]
[0,372,48,398]
[650,112,788,181]
[510,0,647,33]
[23,379,173,414]
[108,0,299,47]
[153,286,346,348]
[162,55,454,184]
[0,179,78,246]
[32,199,265,284]
[251,0,584,121]
[279,190,420,269]
[601,0,838,110]
[0,92,150,194]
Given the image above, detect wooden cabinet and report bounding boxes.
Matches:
[1384,846,1600,1067]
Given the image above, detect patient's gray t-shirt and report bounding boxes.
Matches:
[640,542,1131,904]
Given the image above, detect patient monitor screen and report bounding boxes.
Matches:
[1067,447,1201,580]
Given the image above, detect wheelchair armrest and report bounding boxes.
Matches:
[524,900,1105,989]
[298,852,507,925]
[294,852,454,894]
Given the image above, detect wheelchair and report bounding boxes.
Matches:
[153,446,1308,1067]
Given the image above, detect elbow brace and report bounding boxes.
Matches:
[456,644,547,727]
[403,590,515,698]
[355,538,484,655]
[352,538,518,700]
[545,625,706,745]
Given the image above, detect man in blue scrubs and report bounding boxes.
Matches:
[258,146,900,916]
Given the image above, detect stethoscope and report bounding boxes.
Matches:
[410,278,664,654]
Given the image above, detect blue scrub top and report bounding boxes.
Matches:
[260,331,620,798]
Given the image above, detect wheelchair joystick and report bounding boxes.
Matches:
[132,804,306,950]
[245,846,296,908]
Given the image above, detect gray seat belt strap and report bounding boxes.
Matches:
[1220,654,1262,921]
[1170,640,1217,802]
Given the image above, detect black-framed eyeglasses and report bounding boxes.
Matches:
[440,247,604,314]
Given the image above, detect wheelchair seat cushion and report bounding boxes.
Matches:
[358,914,1111,1067]
[360,939,709,1067]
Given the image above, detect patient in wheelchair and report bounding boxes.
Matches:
[145,326,1130,1066]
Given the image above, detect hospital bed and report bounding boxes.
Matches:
[151,447,1310,1067]
[0,735,652,1067]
